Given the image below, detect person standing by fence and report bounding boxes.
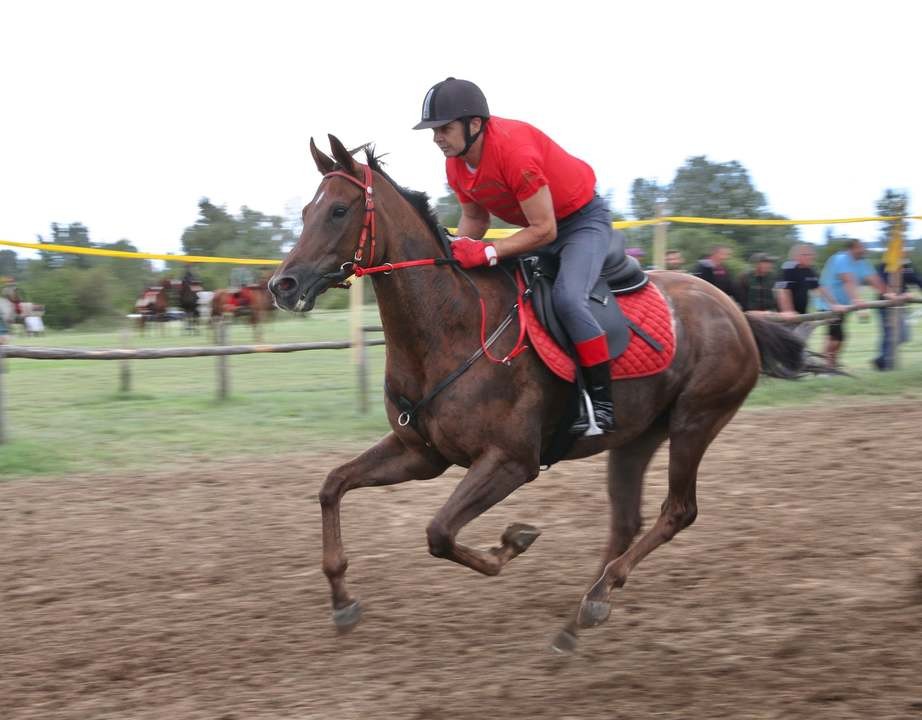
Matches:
[738,253,777,311]
[816,239,889,370]
[691,245,739,304]
[873,258,922,370]
[774,243,823,316]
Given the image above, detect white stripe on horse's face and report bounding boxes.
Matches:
[315,190,324,205]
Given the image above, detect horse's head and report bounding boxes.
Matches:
[270,134,379,312]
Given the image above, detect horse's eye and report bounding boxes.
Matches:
[332,205,347,219]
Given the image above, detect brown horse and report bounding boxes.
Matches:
[269,136,814,652]
[211,283,272,341]
[134,284,169,335]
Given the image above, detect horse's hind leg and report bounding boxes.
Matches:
[425,447,539,576]
[577,404,739,629]
[320,433,449,632]
[553,425,667,652]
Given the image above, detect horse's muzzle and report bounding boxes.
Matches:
[269,266,349,312]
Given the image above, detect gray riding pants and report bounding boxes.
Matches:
[541,195,623,344]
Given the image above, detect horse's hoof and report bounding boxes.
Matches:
[332,600,363,634]
[550,628,578,654]
[577,597,611,628]
[502,523,541,554]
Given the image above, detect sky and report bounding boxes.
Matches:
[2,0,920,261]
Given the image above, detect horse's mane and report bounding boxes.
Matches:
[360,147,442,241]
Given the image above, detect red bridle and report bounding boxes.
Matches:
[323,164,377,267]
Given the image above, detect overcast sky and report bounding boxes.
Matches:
[2,0,920,260]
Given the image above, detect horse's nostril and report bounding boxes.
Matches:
[273,275,297,294]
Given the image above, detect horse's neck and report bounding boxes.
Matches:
[371,185,511,368]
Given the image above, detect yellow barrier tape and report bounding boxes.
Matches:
[0,239,280,265]
[3,213,920,263]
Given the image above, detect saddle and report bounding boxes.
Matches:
[518,239,651,363]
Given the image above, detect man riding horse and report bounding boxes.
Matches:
[414,77,624,434]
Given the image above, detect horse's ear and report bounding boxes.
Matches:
[310,137,335,175]
[328,134,359,175]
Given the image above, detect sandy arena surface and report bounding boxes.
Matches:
[2,401,921,719]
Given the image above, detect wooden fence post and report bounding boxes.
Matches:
[216,318,229,400]
[357,326,369,414]
[119,329,132,393]
[350,276,366,413]
[0,342,6,445]
[653,198,667,270]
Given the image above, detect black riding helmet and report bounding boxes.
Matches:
[413,77,490,156]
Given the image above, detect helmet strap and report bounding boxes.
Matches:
[459,117,485,156]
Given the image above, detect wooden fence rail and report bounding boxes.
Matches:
[0,323,387,444]
[0,303,918,445]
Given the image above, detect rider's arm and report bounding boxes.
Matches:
[493,186,557,259]
[456,201,491,240]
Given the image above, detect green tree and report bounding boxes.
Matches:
[628,156,798,264]
[876,188,909,246]
[0,250,19,278]
[37,222,95,269]
[180,199,293,289]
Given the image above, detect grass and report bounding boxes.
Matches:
[1,304,920,478]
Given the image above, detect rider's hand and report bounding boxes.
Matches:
[451,237,498,269]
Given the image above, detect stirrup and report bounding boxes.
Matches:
[570,390,605,437]
[580,390,604,437]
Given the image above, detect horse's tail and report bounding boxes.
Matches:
[745,314,835,379]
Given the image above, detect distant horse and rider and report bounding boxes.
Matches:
[133,282,171,335]
[210,271,274,342]
[269,136,826,653]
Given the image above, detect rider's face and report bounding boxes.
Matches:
[432,118,482,157]
[432,121,466,157]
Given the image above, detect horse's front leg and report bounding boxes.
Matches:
[320,433,449,632]
[426,447,539,576]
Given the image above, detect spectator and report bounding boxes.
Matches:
[816,238,889,369]
[872,257,922,370]
[774,243,823,315]
[738,252,778,311]
[665,249,685,271]
[691,245,739,302]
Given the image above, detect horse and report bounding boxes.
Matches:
[134,285,169,335]
[210,283,272,342]
[268,135,816,652]
[178,276,202,335]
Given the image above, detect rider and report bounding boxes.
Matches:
[413,77,622,433]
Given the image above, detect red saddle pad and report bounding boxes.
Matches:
[519,278,675,382]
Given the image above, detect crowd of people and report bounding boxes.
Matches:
[665,240,921,371]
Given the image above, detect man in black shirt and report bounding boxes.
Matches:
[691,245,739,303]
[774,244,822,315]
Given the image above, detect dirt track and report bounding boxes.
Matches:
[2,401,922,719]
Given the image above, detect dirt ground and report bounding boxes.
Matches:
[2,401,921,720]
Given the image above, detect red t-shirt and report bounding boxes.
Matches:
[446,117,596,227]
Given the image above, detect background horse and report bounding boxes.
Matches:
[269,136,817,652]
[178,276,202,335]
[211,283,272,341]
[134,285,169,335]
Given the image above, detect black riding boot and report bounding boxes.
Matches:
[569,362,616,435]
